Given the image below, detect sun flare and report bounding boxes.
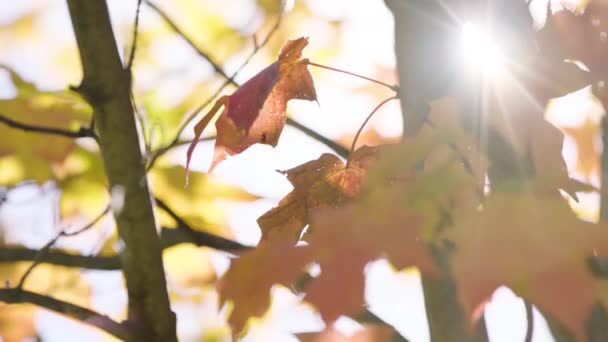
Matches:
[461,21,506,77]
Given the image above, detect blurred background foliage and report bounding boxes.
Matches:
[0,0,602,341]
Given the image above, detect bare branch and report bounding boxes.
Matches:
[0,226,252,270]
[16,205,110,289]
[0,246,120,269]
[127,0,143,69]
[0,113,95,139]
[0,287,130,340]
[155,197,251,253]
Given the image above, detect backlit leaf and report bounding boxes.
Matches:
[186,37,317,174]
[258,146,377,244]
[446,189,608,340]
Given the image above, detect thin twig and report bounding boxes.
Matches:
[127,0,143,69]
[306,61,399,92]
[126,0,151,155]
[0,113,95,139]
[524,300,534,342]
[16,205,110,289]
[0,287,130,340]
[143,0,232,80]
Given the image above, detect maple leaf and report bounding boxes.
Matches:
[536,4,608,107]
[220,184,437,333]
[476,67,589,197]
[301,194,438,322]
[257,146,377,244]
[364,98,488,236]
[218,244,313,333]
[445,189,608,340]
[185,37,317,175]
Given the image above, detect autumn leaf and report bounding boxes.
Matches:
[257,146,377,244]
[220,194,437,333]
[477,67,587,196]
[445,189,608,340]
[536,4,608,106]
[218,244,313,333]
[300,194,438,322]
[185,37,317,176]
[364,98,487,236]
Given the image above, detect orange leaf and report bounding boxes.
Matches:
[258,146,377,244]
[218,244,312,333]
[221,199,436,333]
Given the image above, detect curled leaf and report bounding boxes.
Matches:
[185,37,317,177]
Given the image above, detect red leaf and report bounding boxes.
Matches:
[185,37,317,176]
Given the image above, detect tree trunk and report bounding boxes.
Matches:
[66,1,177,341]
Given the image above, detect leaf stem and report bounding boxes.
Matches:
[525,300,534,342]
[348,96,398,161]
[306,61,399,92]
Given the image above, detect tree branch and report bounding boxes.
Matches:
[0,246,121,269]
[143,0,232,81]
[0,224,251,271]
[0,287,130,340]
[16,206,110,289]
[0,113,95,139]
[67,1,176,340]
[155,197,251,252]
[126,0,143,69]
